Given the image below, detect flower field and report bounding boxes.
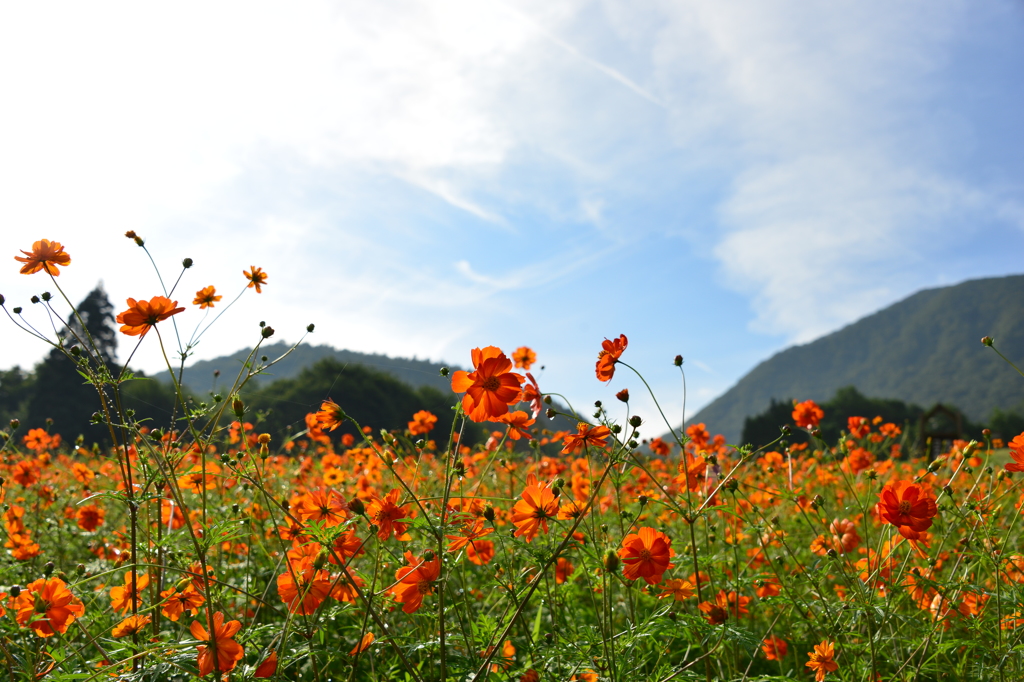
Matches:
[2,236,1024,681]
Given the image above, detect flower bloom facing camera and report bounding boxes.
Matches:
[619,527,674,585]
[805,640,838,681]
[243,266,268,293]
[193,285,222,309]
[878,480,938,541]
[15,239,71,276]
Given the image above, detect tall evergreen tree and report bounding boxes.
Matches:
[24,284,119,445]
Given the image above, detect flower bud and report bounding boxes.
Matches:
[723,478,739,493]
[30,295,40,304]
[674,355,683,367]
[638,495,648,506]
[0,294,4,306]
[483,506,495,522]
[9,585,20,598]
[40,292,51,302]
[604,550,619,573]
[349,498,365,516]
[9,419,19,430]
[307,323,315,332]
[43,562,54,576]
[611,424,621,434]
[232,397,244,419]
[423,550,435,561]
[76,564,85,575]
[439,367,450,377]
[546,409,556,420]
[981,336,994,347]
[261,326,275,339]
[616,389,629,403]
[628,416,643,428]
[12,307,21,314]
[182,258,193,268]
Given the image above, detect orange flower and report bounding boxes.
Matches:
[254,651,278,678]
[22,429,53,452]
[618,527,674,585]
[116,296,185,336]
[658,578,696,601]
[555,557,575,584]
[315,399,345,432]
[160,585,205,622]
[13,577,85,637]
[510,474,559,542]
[15,239,71,276]
[595,334,627,382]
[847,416,870,438]
[762,636,788,661]
[792,400,824,429]
[446,518,494,553]
[277,561,333,615]
[1005,432,1024,472]
[451,346,525,422]
[805,640,838,681]
[190,612,244,677]
[112,614,151,638]
[296,488,348,528]
[499,410,535,440]
[520,372,543,419]
[243,266,268,293]
[110,572,149,614]
[878,480,938,541]
[193,285,222,309]
[366,489,411,541]
[561,422,612,455]
[392,552,441,614]
[350,632,375,656]
[466,540,495,566]
[408,410,438,435]
[76,504,105,531]
[512,346,536,370]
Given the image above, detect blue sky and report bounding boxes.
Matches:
[2,0,1022,435]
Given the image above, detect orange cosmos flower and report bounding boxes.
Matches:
[315,399,345,432]
[110,572,149,614]
[112,614,151,638]
[76,504,105,531]
[193,285,222,309]
[116,296,185,336]
[22,428,53,452]
[392,552,441,614]
[277,561,333,615]
[762,636,788,661]
[160,585,205,621]
[296,488,348,528]
[847,416,870,438]
[15,239,71,276]
[878,480,938,541]
[510,474,559,542]
[243,266,268,293]
[190,612,244,677]
[561,422,611,455]
[408,409,438,435]
[446,518,494,553]
[466,540,495,565]
[499,410,535,440]
[658,578,696,601]
[520,372,543,418]
[350,632,375,656]
[805,640,838,681]
[13,577,85,637]
[451,346,525,422]
[555,557,575,584]
[792,400,824,429]
[1005,433,1024,472]
[619,527,674,585]
[512,346,536,370]
[366,489,411,541]
[254,651,278,678]
[595,334,627,382]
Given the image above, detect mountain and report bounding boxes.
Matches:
[153,342,458,395]
[689,274,1024,444]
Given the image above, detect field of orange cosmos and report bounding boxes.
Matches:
[0,235,1023,681]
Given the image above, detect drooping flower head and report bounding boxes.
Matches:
[450,346,525,422]
[878,480,938,541]
[243,266,268,293]
[116,297,185,336]
[15,240,71,276]
[595,334,627,382]
[193,285,222,309]
[792,400,824,429]
[112,614,151,638]
[618,527,674,585]
[190,612,244,677]
[315,399,345,432]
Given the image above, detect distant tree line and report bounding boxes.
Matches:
[741,385,1024,451]
[0,286,488,448]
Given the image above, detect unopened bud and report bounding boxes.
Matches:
[307,323,315,332]
[30,295,40,304]
[674,355,683,367]
[628,415,643,428]
[40,292,51,302]
[12,307,21,314]
[232,397,244,419]
[604,550,620,573]
[261,326,275,339]
[9,419,19,430]
[43,562,54,576]
[439,367,450,377]
[546,409,556,420]
[349,498,365,516]
[10,585,20,598]
[981,336,994,347]
[182,258,193,268]
[483,506,495,522]
[616,389,629,403]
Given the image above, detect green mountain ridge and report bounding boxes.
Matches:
[689,273,1024,444]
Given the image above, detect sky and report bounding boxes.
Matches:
[1,0,1022,437]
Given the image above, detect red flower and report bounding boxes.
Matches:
[451,346,525,422]
[15,239,71,276]
[595,334,627,382]
[190,612,244,677]
[792,400,824,429]
[878,480,938,541]
[618,527,674,585]
[116,296,185,336]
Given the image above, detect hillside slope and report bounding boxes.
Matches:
[689,274,1024,443]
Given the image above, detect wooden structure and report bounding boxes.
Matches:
[919,403,963,460]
